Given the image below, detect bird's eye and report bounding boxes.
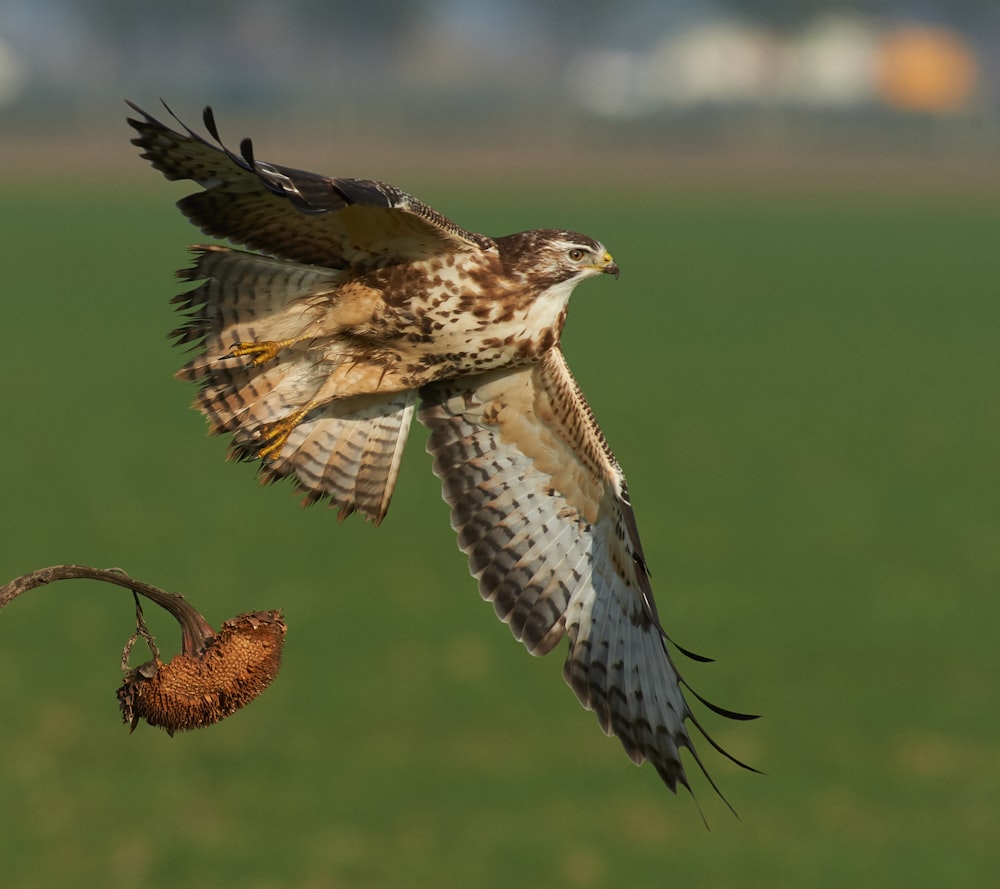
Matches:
[568,248,586,262]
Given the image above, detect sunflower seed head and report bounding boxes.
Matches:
[117,610,286,734]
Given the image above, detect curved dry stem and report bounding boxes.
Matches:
[0,564,216,655]
[1,564,286,734]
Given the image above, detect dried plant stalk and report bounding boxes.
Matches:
[1,565,285,734]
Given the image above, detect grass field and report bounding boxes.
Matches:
[1,169,997,888]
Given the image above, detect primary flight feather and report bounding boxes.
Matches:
[128,101,755,805]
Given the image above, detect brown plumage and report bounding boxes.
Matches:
[128,102,755,805]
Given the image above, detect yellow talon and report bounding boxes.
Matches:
[227,339,295,367]
[255,409,309,462]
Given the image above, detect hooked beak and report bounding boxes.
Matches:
[598,251,619,279]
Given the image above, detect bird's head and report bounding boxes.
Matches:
[545,231,619,281]
[496,229,619,287]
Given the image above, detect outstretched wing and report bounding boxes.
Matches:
[419,348,755,799]
[127,101,494,267]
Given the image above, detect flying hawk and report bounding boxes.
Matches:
[127,102,755,806]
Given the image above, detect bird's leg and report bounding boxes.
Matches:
[254,407,313,462]
[225,338,296,367]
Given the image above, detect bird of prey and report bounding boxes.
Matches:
[127,102,755,805]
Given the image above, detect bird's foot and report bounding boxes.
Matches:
[254,409,309,462]
[226,339,295,367]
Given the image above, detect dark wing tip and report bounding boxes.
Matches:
[239,137,256,168]
[682,680,761,723]
[202,105,220,141]
[124,98,157,137]
[671,638,716,663]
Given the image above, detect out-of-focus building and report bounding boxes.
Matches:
[567,14,981,118]
[0,35,26,106]
[876,25,978,113]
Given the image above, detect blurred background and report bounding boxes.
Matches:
[4,0,1000,179]
[1,2,998,888]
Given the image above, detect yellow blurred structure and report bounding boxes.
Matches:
[877,25,978,113]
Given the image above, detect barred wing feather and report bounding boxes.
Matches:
[419,349,748,796]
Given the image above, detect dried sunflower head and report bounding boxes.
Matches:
[118,610,286,735]
[1,566,287,736]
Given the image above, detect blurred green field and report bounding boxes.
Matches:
[1,173,997,889]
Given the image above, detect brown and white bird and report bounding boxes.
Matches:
[127,102,755,805]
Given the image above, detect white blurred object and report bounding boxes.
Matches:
[566,14,982,118]
[779,16,880,107]
[0,36,26,106]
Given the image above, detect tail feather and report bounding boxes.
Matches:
[172,244,415,523]
[189,353,329,434]
[173,245,346,360]
[257,391,417,524]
